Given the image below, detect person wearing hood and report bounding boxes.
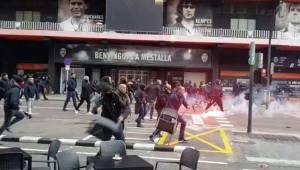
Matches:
[134,84,147,127]
[0,76,26,134]
[77,75,93,114]
[150,83,172,142]
[115,83,131,129]
[91,76,125,141]
[62,73,79,114]
[24,77,39,118]
[0,73,11,101]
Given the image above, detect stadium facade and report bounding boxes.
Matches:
[0,0,299,93]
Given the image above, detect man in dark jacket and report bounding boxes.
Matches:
[115,83,131,129]
[150,83,172,142]
[91,76,125,141]
[38,76,48,100]
[166,86,189,142]
[0,76,26,134]
[77,76,93,113]
[24,77,38,118]
[0,73,11,101]
[62,73,79,114]
[145,79,161,119]
[134,84,146,127]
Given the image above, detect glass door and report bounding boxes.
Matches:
[60,67,85,94]
[119,70,149,85]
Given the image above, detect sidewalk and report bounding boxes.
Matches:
[232,131,300,168]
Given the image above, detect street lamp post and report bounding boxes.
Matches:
[247,42,256,134]
[266,28,272,109]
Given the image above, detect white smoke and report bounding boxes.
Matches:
[183,88,300,119]
[223,90,300,118]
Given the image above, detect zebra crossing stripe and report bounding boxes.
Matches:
[220,124,234,127]
[0,135,188,152]
[217,120,231,124]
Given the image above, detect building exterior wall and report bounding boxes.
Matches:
[0,0,58,22]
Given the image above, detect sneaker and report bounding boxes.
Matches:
[178,138,188,143]
[62,109,68,111]
[149,136,154,142]
[24,112,32,119]
[75,110,79,114]
[137,123,143,127]
[87,112,94,115]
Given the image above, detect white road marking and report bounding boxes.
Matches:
[215,117,227,120]
[126,127,154,130]
[246,156,300,166]
[142,156,228,165]
[219,124,234,127]
[126,123,156,126]
[144,116,158,120]
[232,139,249,143]
[217,120,231,124]
[82,135,93,141]
[125,137,149,141]
[187,125,203,131]
[126,132,152,135]
[0,146,228,165]
[191,115,204,125]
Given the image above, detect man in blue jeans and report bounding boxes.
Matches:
[62,73,79,114]
[135,84,146,127]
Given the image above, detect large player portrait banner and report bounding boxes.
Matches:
[275,2,300,39]
[165,0,213,35]
[58,0,105,31]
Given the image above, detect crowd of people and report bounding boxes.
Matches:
[0,71,225,143]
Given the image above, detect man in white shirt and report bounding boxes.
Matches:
[60,0,93,32]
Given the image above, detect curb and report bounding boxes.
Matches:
[232,131,300,142]
[0,135,194,153]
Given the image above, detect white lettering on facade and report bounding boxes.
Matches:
[95,51,171,62]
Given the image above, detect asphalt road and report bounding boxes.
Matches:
[0,96,299,170]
